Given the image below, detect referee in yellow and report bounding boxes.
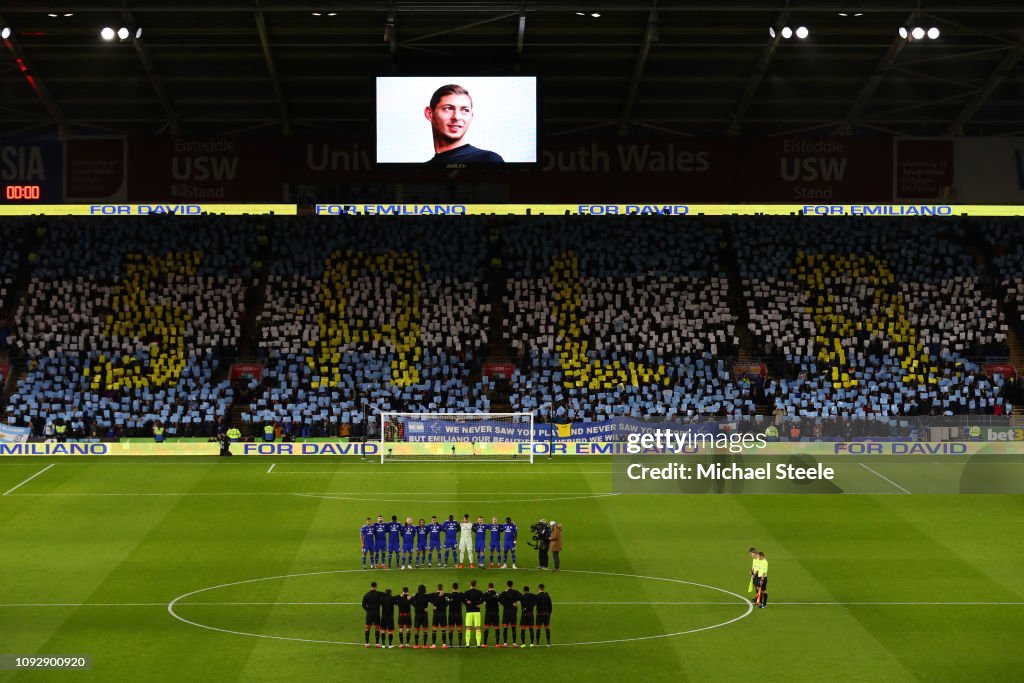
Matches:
[748,547,759,601]
[755,551,769,608]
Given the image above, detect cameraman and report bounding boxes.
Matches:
[549,521,562,572]
[534,518,551,569]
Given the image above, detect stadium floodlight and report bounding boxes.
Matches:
[769,26,776,38]
[135,27,143,39]
[781,26,793,39]
[900,24,940,42]
[1,27,9,40]
[591,12,601,18]
[117,26,130,40]
[100,26,115,40]
[795,26,809,39]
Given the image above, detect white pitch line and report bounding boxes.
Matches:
[769,601,1024,606]
[1,600,1022,608]
[859,463,911,494]
[270,471,611,475]
[267,463,275,474]
[7,491,608,497]
[294,492,618,503]
[3,463,55,496]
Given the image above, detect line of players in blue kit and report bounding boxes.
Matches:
[360,514,519,570]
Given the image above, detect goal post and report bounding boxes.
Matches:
[379,412,535,463]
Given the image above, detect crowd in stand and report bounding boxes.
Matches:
[244,217,493,433]
[503,218,750,421]
[734,218,1010,417]
[3,217,256,437]
[0,214,1018,438]
[0,224,26,352]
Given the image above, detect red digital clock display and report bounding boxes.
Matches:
[5,184,42,200]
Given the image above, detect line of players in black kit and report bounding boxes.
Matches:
[361,579,553,648]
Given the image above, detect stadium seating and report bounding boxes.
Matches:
[246,216,493,434]
[734,218,1009,416]
[0,214,1016,437]
[0,223,26,348]
[503,217,748,421]
[4,216,254,436]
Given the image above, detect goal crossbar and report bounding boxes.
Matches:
[379,412,535,464]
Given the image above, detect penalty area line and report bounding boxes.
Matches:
[267,463,275,474]
[858,463,911,494]
[3,463,55,496]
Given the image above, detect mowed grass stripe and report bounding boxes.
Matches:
[233,465,370,681]
[0,463,212,675]
[728,495,923,682]
[736,494,1021,680]
[871,495,1024,602]
[22,460,337,682]
[3,458,1021,681]
[564,475,696,681]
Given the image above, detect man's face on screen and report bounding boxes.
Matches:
[426,94,473,145]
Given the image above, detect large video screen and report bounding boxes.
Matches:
[376,76,537,166]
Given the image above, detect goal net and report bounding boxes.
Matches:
[379,412,535,463]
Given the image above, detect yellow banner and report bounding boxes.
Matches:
[313,203,1024,217]
[4,204,1024,217]
[0,204,295,216]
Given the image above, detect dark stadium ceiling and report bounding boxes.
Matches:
[1,1,1023,137]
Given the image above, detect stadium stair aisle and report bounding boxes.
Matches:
[483,222,513,411]
[968,242,1024,420]
[720,223,772,415]
[238,223,271,360]
[718,223,757,361]
[221,224,273,433]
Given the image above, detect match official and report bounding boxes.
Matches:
[756,551,769,608]
[748,547,759,600]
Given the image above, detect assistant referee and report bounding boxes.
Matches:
[756,551,769,608]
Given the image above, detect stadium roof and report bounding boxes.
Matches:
[1,1,1023,137]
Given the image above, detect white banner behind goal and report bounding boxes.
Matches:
[379,413,535,463]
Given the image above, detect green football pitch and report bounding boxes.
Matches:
[0,456,1022,682]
